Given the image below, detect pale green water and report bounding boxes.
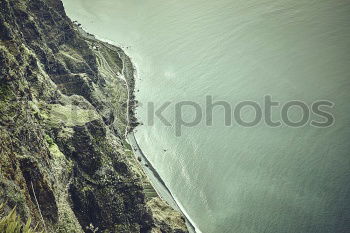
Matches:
[63,0,350,232]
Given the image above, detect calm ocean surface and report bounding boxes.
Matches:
[63,0,350,232]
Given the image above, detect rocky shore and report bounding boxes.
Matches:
[0,0,188,232]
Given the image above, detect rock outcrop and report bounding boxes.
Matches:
[0,0,188,232]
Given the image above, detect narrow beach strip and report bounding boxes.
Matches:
[127,133,198,233]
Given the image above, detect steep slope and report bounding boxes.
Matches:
[0,0,188,232]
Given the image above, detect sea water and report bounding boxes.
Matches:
[62,0,350,232]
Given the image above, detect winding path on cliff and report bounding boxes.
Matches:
[77,27,131,138]
[95,49,131,137]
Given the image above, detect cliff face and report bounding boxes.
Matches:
[0,0,188,232]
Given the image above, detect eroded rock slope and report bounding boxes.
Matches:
[0,0,188,232]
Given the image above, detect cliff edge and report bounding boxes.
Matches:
[0,0,188,232]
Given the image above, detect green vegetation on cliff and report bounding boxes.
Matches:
[0,203,40,233]
[0,0,188,232]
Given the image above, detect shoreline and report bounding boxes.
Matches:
[77,26,198,233]
[127,132,197,233]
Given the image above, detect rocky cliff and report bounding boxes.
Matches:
[0,0,188,232]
